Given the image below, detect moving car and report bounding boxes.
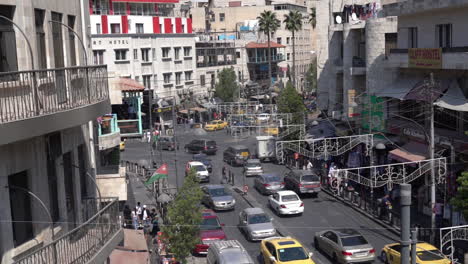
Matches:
[254,174,284,195]
[207,240,254,264]
[223,145,250,166]
[205,120,228,131]
[381,242,451,264]
[257,113,271,123]
[243,159,263,176]
[192,153,213,173]
[268,190,304,216]
[184,139,217,155]
[186,161,209,182]
[284,170,321,197]
[314,229,375,264]
[260,236,315,264]
[157,135,178,151]
[202,185,236,211]
[194,209,227,255]
[238,208,276,241]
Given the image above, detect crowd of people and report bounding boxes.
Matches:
[123,202,160,237]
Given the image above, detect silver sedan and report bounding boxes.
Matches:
[238,208,276,241]
[254,174,284,195]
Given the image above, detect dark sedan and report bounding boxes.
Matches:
[184,139,217,155]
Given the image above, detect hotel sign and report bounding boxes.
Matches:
[408,48,442,69]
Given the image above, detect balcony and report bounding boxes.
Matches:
[0,65,110,145]
[387,47,468,70]
[383,0,468,16]
[13,197,123,264]
[350,56,366,75]
[98,114,121,150]
[248,54,285,64]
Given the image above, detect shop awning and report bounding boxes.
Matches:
[434,80,468,112]
[373,76,421,100]
[112,78,145,92]
[388,142,429,163]
[189,107,207,112]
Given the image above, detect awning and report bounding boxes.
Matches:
[405,79,450,103]
[373,76,421,100]
[388,141,429,163]
[112,78,145,91]
[189,107,207,112]
[434,80,468,111]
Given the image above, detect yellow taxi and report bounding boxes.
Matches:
[204,120,228,131]
[381,242,451,264]
[261,236,315,264]
[263,127,279,136]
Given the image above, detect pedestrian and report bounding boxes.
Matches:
[142,205,150,227]
[434,200,444,228]
[221,165,228,184]
[123,204,132,228]
[136,202,143,221]
[131,208,139,230]
[150,212,160,237]
[306,160,313,170]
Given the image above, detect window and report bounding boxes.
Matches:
[96,23,101,34]
[143,75,151,89]
[51,12,65,68]
[175,72,182,85]
[184,47,191,56]
[220,13,225,22]
[200,75,205,86]
[286,37,290,44]
[408,27,418,48]
[163,73,171,84]
[162,47,170,58]
[93,50,104,64]
[110,23,120,33]
[136,23,144,33]
[436,24,452,48]
[236,51,240,58]
[185,71,192,80]
[152,48,156,60]
[277,37,281,44]
[287,53,290,60]
[113,2,126,15]
[68,15,77,66]
[174,47,181,60]
[133,49,138,60]
[9,171,33,246]
[35,9,47,70]
[385,33,397,58]
[115,49,128,60]
[141,48,150,62]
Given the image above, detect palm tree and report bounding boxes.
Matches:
[309,7,316,29]
[257,11,280,88]
[283,10,303,89]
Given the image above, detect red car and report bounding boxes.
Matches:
[193,209,226,255]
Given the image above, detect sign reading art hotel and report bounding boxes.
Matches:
[408,48,442,69]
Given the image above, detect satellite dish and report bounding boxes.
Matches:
[351,13,358,21]
[335,15,342,24]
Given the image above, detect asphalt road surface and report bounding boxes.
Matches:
[122,126,400,264]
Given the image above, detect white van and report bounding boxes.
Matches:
[207,240,254,264]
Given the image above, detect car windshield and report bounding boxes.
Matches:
[200,218,221,230]
[302,175,320,182]
[248,214,270,224]
[416,249,445,261]
[341,236,368,247]
[278,247,308,261]
[208,121,217,125]
[209,188,229,197]
[246,162,261,168]
[193,165,206,172]
[265,175,281,182]
[282,195,299,202]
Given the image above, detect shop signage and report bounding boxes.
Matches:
[348,89,360,118]
[408,48,442,69]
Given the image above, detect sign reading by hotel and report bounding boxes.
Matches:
[408,48,442,69]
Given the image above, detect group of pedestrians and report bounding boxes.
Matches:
[123,202,160,236]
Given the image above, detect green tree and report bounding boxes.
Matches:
[258,11,280,87]
[309,7,316,28]
[215,68,239,102]
[277,81,306,124]
[305,57,317,93]
[283,10,303,89]
[161,168,203,263]
[450,171,468,221]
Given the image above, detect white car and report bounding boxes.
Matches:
[186,161,209,182]
[268,190,304,216]
[257,113,270,122]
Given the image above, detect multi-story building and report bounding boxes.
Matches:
[246,41,286,87]
[0,0,121,263]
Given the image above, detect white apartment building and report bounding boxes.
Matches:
[0,0,120,264]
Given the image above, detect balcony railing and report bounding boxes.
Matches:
[14,197,120,264]
[248,54,285,63]
[99,114,120,136]
[0,65,109,123]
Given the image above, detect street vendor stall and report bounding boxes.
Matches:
[156,231,179,264]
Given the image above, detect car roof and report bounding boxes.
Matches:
[204,184,225,189]
[277,190,297,196]
[247,159,260,163]
[243,207,265,215]
[333,229,361,237]
[231,145,249,150]
[220,248,253,263]
[189,161,204,166]
[263,237,302,249]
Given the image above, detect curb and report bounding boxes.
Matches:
[321,188,401,236]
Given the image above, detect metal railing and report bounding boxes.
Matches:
[248,54,285,63]
[0,65,109,123]
[99,114,120,136]
[14,197,120,264]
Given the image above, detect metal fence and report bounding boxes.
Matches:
[0,65,108,123]
[13,197,120,264]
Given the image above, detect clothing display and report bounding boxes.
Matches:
[339,2,380,23]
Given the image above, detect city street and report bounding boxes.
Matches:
[122,127,400,264]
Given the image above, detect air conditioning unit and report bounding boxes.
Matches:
[332,111,342,120]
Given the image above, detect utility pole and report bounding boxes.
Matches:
[149,90,155,167]
[368,92,374,211]
[429,72,436,243]
[400,183,411,264]
[171,97,179,191]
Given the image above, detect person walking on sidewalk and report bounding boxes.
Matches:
[221,165,228,184]
[306,159,313,170]
[131,208,139,230]
[123,204,132,228]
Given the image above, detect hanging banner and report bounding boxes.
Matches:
[408,48,442,69]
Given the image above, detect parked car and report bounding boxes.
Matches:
[193,209,227,255]
[257,113,271,123]
[260,236,315,264]
[223,145,250,166]
[184,139,217,155]
[205,120,228,131]
[238,208,276,241]
[207,240,254,264]
[243,159,263,176]
[192,153,213,173]
[284,170,321,197]
[268,190,304,216]
[157,135,178,151]
[381,242,450,264]
[201,185,236,211]
[314,229,375,264]
[186,161,209,182]
[254,174,284,195]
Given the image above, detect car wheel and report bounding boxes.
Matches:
[314,238,320,251]
[380,251,389,264]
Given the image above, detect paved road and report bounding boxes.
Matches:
[123,127,400,264]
